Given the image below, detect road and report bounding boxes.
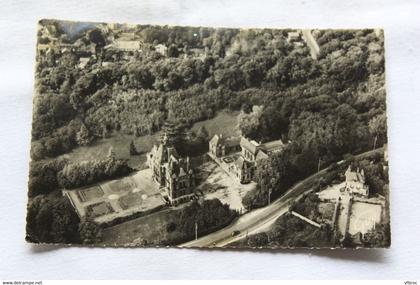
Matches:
[301,29,320,60]
[180,167,329,248]
[180,148,383,248]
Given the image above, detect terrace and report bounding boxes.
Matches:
[64,168,166,225]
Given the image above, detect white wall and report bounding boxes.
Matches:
[0,0,419,280]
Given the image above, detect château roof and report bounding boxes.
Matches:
[234,157,245,169]
[240,137,259,154]
[261,139,285,153]
[256,150,269,161]
[234,156,252,169]
[210,134,240,148]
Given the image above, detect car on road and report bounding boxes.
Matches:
[231,230,241,237]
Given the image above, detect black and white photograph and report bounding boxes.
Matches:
[25,19,390,249]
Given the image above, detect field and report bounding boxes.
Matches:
[59,110,239,169]
[60,132,160,169]
[348,202,382,235]
[190,110,240,138]
[101,207,185,246]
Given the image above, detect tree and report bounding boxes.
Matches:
[129,140,139,155]
[57,157,132,189]
[30,141,47,161]
[79,218,102,244]
[195,126,209,142]
[76,124,93,146]
[363,223,390,248]
[167,44,179,57]
[369,113,387,147]
[70,74,98,111]
[28,158,68,197]
[247,232,269,247]
[243,147,296,210]
[238,105,264,139]
[26,194,80,243]
[162,121,187,149]
[87,28,106,47]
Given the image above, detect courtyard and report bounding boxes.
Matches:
[64,168,166,224]
[195,160,256,212]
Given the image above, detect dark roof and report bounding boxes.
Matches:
[224,136,241,147]
[255,150,269,161]
[261,139,284,153]
[210,134,240,148]
[234,156,253,169]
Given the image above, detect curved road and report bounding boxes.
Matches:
[181,167,329,248]
[180,148,383,248]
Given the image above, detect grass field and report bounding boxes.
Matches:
[348,202,382,235]
[101,206,187,246]
[59,110,239,169]
[60,132,160,169]
[191,110,240,138]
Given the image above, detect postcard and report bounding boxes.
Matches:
[27,19,390,248]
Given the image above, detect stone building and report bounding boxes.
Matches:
[209,134,285,183]
[147,134,195,205]
[209,134,241,158]
[240,137,285,162]
[230,157,254,184]
[155,44,168,56]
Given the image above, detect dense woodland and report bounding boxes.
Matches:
[27,20,387,243]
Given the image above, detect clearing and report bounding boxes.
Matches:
[191,110,240,137]
[195,160,256,212]
[59,110,239,169]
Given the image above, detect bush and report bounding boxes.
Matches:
[175,199,238,241]
[166,222,177,233]
[79,219,103,244]
[28,158,68,197]
[57,157,133,189]
[247,232,269,247]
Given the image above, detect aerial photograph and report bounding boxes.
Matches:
[26,19,390,248]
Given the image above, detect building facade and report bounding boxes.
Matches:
[147,134,195,205]
[209,134,241,158]
[344,166,369,197]
[209,134,285,183]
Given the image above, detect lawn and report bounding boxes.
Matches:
[191,110,240,138]
[101,206,187,246]
[58,110,239,169]
[60,132,160,169]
